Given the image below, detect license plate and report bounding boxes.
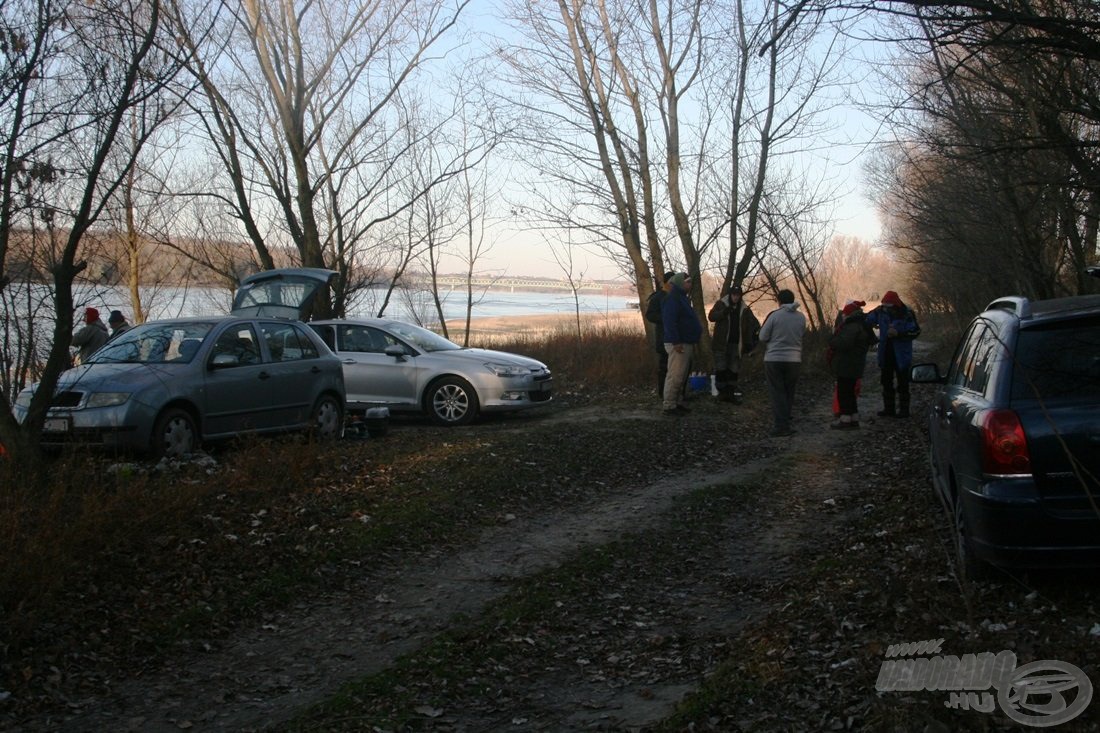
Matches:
[43,417,71,433]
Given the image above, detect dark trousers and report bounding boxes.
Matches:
[836,376,858,416]
[764,361,800,432]
[656,349,668,397]
[880,345,910,413]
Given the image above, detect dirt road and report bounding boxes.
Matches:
[10,368,1099,732]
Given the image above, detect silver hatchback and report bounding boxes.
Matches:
[309,318,553,426]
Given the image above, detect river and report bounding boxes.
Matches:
[4,282,638,326]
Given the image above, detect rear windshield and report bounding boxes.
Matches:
[1011,318,1100,402]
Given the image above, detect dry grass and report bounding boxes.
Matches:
[482,318,655,389]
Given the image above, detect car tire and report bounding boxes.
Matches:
[426,376,479,426]
[153,407,199,459]
[310,394,344,441]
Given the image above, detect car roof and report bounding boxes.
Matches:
[311,317,411,329]
[984,294,1100,324]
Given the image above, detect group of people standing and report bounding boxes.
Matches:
[645,271,921,435]
[71,307,131,365]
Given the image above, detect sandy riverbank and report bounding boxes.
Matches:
[442,309,645,343]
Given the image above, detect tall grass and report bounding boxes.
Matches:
[475,317,656,391]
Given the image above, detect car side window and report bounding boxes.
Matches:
[212,326,261,365]
[338,325,394,354]
[967,329,999,395]
[948,323,985,389]
[312,324,336,352]
[260,322,319,362]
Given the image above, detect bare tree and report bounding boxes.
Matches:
[547,232,588,340]
[866,4,1100,314]
[0,0,186,460]
[172,0,496,317]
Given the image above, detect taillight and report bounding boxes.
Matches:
[981,409,1031,474]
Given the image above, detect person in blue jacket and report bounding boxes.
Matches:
[660,272,702,415]
[645,271,676,397]
[865,290,921,418]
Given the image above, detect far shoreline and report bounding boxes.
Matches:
[441,309,645,342]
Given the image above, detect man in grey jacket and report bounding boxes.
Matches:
[757,289,806,437]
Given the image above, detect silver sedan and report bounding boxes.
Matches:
[308,318,553,426]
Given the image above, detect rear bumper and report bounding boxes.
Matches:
[963,479,1100,568]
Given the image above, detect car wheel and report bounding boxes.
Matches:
[426,376,479,426]
[953,494,990,582]
[153,407,199,459]
[311,394,343,441]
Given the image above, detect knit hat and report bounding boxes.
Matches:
[881,291,903,307]
[670,273,688,288]
[662,271,677,283]
[108,310,125,325]
[842,299,866,317]
[729,285,743,295]
[84,307,99,324]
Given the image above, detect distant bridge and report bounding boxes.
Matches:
[424,275,616,293]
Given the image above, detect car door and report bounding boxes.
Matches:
[255,321,328,427]
[930,322,983,493]
[201,322,277,436]
[943,323,1000,492]
[334,324,418,407]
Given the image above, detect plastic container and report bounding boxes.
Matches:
[688,375,708,393]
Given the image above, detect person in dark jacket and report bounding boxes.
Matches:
[707,284,760,403]
[827,300,876,429]
[865,290,921,418]
[107,310,131,339]
[660,272,702,414]
[72,307,109,365]
[645,272,676,397]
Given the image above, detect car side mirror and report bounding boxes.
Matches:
[383,344,407,361]
[911,362,945,383]
[210,353,240,369]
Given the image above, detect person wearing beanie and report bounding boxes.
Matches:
[645,271,678,398]
[827,300,876,429]
[864,290,921,418]
[72,306,109,365]
[707,283,761,404]
[758,289,806,436]
[660,272,702,414]
[107,309,131,339]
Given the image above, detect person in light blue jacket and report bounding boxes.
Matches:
[864,290,921,418]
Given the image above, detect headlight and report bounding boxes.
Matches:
[485,362,529,377]
[85,392,131,408]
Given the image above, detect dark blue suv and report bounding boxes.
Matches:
[912,294,1100,578]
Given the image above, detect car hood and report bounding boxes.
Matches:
[54,362,181,392]
[431,348,548,371]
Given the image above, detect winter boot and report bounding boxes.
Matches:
[831,414,859,430]
[898,396,910,419]
[877,395,896,418]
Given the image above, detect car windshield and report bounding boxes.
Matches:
[1011,318,1100,402]
[89,322,216,364]
[384,321,462,353]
